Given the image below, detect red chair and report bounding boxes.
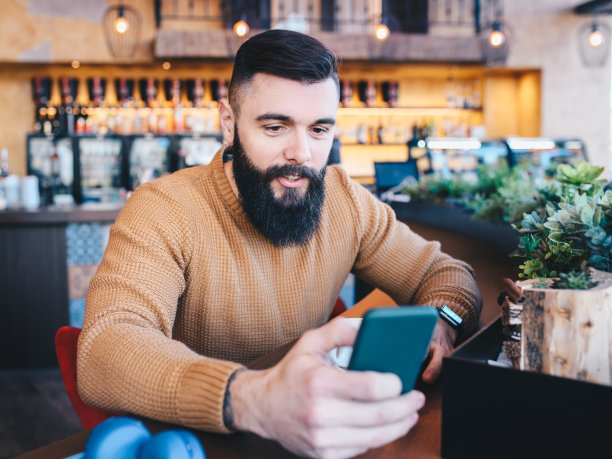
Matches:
[55,326,114,430]
[329,297,347,320]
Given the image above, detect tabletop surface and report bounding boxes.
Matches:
[16,290,445,459]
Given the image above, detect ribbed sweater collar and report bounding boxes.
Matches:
[211,147,248,220]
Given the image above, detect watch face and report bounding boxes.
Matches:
[440,305,462,328]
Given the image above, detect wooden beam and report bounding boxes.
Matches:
[154,29,484,63]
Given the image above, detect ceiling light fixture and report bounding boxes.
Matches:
[488,29,505,47]
[375,23,390,41]
[588,23,604,47]
[233,19,249,38]
[103,2,141,59]
[114,8,130,34]
[578,19,611,66]
[481,20,510,65]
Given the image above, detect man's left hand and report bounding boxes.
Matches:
[421,319,457,383]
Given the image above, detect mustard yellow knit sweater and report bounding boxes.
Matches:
[77,149,481,433]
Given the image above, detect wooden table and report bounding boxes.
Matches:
[16,290,443,459]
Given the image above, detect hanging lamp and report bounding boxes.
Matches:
[577,18,611,66]
[103,1,141,59]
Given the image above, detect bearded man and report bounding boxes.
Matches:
[78,29,481,459]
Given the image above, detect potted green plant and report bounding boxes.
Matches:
[506,161,612,385]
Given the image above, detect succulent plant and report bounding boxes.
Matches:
[553,271,598,290]
[556,162,606,196]
[533,277,553,289]
[512,162,611,285]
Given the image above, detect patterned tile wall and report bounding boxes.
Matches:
[65,223,112,327]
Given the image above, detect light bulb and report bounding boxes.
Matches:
[233,20,249,38]
[489,30,505,48]
[375,24,390,41]
[589,29,604,47]
[114,16,129,34]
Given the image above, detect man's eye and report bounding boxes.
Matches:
[265,125,283,133]
[312,127,329,135]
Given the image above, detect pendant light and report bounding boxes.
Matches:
[578,19,611,66]
[481,20,510,65]
[103,1,141,59]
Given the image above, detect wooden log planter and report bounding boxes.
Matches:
[519,279,612,385]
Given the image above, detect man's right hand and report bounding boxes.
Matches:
[229,318,426,459]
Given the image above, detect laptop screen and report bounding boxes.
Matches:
[374,161,419,192]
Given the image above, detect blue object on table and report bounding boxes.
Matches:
[63,416,206,459]
[139,430,206,459]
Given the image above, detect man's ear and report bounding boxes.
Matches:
[218,99,235,145]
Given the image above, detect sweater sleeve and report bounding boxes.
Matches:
[77,182,244,433]
[348,179,482,335]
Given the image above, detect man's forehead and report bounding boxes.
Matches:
[245,73,337,93]
[239,74,339,119]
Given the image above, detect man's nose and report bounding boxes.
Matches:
[284,130,311,165]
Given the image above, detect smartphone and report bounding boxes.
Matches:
[347,306,439,394]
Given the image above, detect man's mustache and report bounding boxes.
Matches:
[263,164,324,183]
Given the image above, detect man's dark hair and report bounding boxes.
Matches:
[229,29,340,114]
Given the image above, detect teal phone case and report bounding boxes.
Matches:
[347,306,439,394]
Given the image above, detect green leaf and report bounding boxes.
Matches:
[580,204,594,226]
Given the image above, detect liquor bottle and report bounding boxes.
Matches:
[187,78,205,108]
[455,81,465,109]
[0,148,10,177]
[366,81,376,107]
[368,125,376,144]
[210,79,229,103]
[340,80,353,107]
[173,104,184,133]
[31,77,52,118]
[87,77,106,107]
[50,147,60,180]
[75,105,86,135]
[115,78,135,105]
[472,79,482,109]
[163,78,182,106]
[139,78,159,108]
[31,78,52,135]
[407,124,426,162]
[357,124,367,144]
[44,107,58,136]
[446,78,456,108]
[59,77,78,136]
[463,80,473,109]
[34,104,46,133]
[381,81,398,108]
[43,114,53,136]
[57,105,67,136]
[357,81,367,106]
[65,105,75,136]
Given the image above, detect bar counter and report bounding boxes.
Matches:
[0,203,122,225]
[0,204,122,367]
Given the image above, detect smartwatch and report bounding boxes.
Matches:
[438,305,463,332]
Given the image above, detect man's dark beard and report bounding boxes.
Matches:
[229,131,326,247]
